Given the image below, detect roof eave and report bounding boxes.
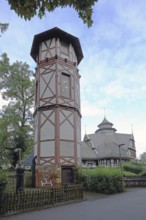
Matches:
[30,27,83,64]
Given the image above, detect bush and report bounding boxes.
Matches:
[0,170,8,193]
[24,171,32,187]
[139,167,146,176]
[122,170,137,177]
[123,162,143,174]
[78,167,123,194]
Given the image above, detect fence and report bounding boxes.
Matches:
[124,176,146,187]
[0,185,83,216]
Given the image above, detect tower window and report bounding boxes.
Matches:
[61,73,71,99]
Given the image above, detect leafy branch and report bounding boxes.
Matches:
[8,0,98,27]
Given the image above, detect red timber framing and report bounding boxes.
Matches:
[31,27,83,187]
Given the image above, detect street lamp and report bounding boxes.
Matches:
[118,144,125,191]
[118,144,124,170]
[14,148,25,192]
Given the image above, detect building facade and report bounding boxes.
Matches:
[81,117,136,168]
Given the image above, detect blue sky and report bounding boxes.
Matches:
[0,0,146,157]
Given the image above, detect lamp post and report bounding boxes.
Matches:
[118,144,124,191]
[118,144,125,189]
[14,148,24,192]
[118,144,124,172]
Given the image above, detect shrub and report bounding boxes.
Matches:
[123,170,137,177]
[139,167,146,176]
[123,162,143,174]
[78,167,123,194]
[0,170,8,193]
[24,171,32,187]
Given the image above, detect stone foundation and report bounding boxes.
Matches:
[35,164,61,188]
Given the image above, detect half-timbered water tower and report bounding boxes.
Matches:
[30,27,83,187]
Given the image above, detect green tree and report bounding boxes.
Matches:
[7,0,98,27]
[0,116,10,168]
[0,53,34,167]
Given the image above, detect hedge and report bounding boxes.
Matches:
[78,167,124,194]
[122,162,143,174]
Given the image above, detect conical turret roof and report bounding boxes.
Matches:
[95,117,117,134]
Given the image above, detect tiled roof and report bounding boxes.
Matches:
[81,132,135,160]
[81,141,97,159]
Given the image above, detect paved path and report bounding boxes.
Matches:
[1,188,146,220]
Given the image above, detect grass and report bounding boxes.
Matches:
[81,167,122,176]
[80,166,137,177]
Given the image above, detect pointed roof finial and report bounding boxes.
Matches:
[130,124,135,141]
[104,108,106,119]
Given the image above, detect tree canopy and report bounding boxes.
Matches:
[0,53,34,167]
[8,0,98,27]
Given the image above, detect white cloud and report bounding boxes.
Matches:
[81,99,108,117]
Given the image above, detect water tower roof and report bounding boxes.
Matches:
[30,27,83,64]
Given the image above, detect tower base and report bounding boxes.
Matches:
[35,164,61,188]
